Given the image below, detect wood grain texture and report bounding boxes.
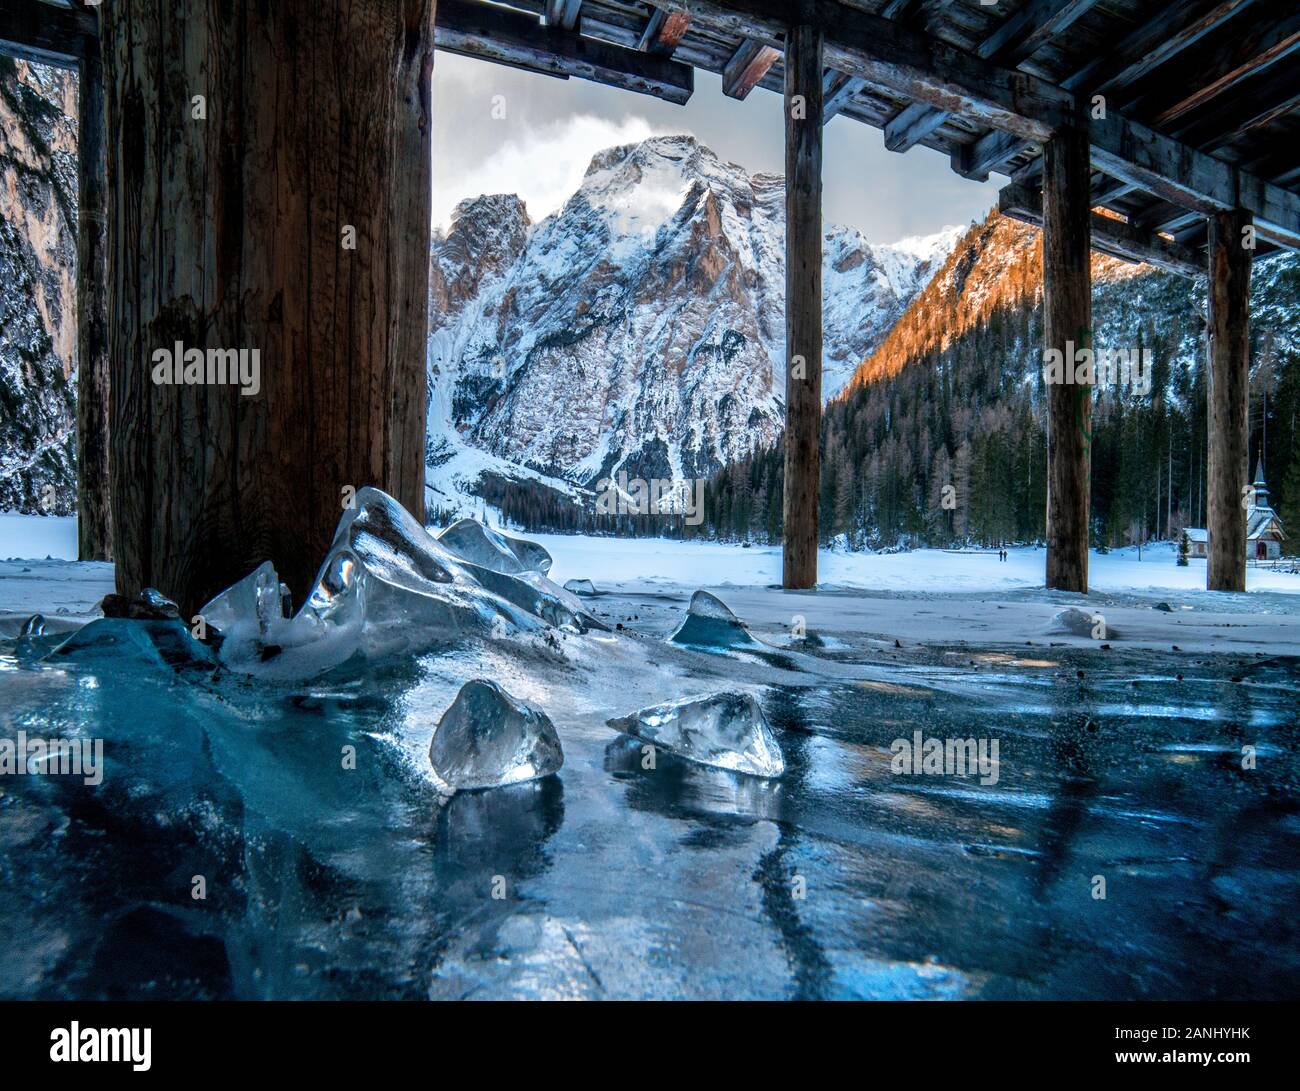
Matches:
[1042,123,1092,593]
[104,0,435,617]
[1206,207,1252,592]
[782,23,822,590]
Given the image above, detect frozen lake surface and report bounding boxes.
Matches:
[1,510,1298,999]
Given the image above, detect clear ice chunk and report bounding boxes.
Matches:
[197,488,599,678]
[563,579,597,597]
[51,618,219,674]
[428,679,564,793]
[669,590,760,650]
[201,560,286,647]
[437,518,552,576]
[607,691,785,778]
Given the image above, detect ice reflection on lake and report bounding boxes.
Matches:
[1,592,1297,1000]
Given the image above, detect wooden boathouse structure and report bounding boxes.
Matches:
[2,0,1298,612]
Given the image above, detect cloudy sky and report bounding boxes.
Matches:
[430,52,1001,245]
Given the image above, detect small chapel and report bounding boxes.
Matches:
[1184,460,1287,562]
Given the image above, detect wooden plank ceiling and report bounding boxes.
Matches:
[5,0,1299,272]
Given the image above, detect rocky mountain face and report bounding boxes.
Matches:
[0,57,78,517]
[426,134,959,506]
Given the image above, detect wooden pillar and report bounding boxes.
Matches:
[76,27,112,561]
[1206,208,1252,592]
[1042,122,1092,593]
[782,23,823,590]
[103,0,435,617]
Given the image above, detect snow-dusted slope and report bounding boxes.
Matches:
[427,135,959,505]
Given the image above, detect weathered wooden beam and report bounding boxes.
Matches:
[823,69,866,121]
[886,0,1100,153]
[76,15,111,560]
[1206,208,1252,592]
[104,0,436,617]
[978,0,1102,66]
[879,0,923,21]
[638,8,691,56]
[1087,115,1240,216]
[687,0,1300,254]
[0,0,94,68]
[783,23,823,591]
[999,182,1201,278]
[544,0,583,32]
[1132,200,1202,237]
[1170,59,1300,153]
[437,0,693,103]
[1065,0,1253,98]
[722,37,779,100]
[884,100,947,153]
[952,129,1037,181]
[691,0,1072,141]
[1141,11,1300,128]
[1088,112,1300,249]
[1042,123,1093,593]
[943,0,1299,253]
[1091,177,1139,206]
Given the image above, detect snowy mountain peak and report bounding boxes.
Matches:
[445,191,532,232]
[583,132,702,178]
[426,136,963,512]
[429,193,532,332]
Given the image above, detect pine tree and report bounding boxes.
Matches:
[952,440,972,541]
[1279,456,1300,557]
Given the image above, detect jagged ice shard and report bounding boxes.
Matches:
[437,518,552,576]
[607,691,785,778]
[428,679,564,793]
[669,589,761,650]
[198,489,600,678]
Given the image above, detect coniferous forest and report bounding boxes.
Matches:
[489,215,1300,556]
[696,255,1300,551]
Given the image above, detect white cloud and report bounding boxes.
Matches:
[431,114,674,230]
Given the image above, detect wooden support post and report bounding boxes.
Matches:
[782,24,823,590]
[103,0,435,618]
[1042,122,1092,593]
[1206,208,1252,592]
[76,29,111,561]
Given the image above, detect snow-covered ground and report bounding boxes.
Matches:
[529,533,1300,595]
[4,512,1299,654]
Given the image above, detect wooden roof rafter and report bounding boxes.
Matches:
[0,0,94,69]
[884,0,1103,154]
[436,0,694,103]
[5,0,1298,271]
[999,182,1203,276]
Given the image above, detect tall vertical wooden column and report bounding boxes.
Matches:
[103,0,435,617]
[76,27,111,561]
[782,23,823,590]
[1042,121,1092,593]
[1206,208,1252,592]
